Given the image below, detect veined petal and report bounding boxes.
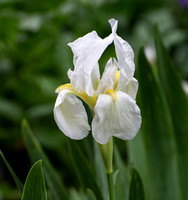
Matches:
[87,63,100,92]
[114,33,135,89]
[92,91,141,144]
[96,58,118,95]
[109,19,135,90]
[120,77,138,100]
[54,89,90,140]
[68,30,114,96]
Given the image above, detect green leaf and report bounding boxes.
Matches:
[21,160,47,200]
[134,47,181,200]
[154,27,188,199]
[0,150,23,193]
[68,139,104,200]
[114,145,130,200]
[127,131,149,198]
[113,169,119,186]
[129,167,145,200]
[94,141,109,200]
[21,119,69,200]
[86,189,97,200]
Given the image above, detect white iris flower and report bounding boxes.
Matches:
[54,19,141,144]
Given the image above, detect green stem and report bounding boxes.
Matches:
[98,137,114,200]
[98,137,113,173]
[107,171,114,200]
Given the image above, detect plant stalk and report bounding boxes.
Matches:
[98,137,114,200]
[107,171,114,200]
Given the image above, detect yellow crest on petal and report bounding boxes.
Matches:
[106,89,117,101]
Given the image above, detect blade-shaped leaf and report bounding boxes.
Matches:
[68,139,104,200]
[114,145,130,200]
[0,150,23,193]
[94,141,109,200]
[129,167,145,200]
[113,169,119,186]
[127,131,150,198]
[154,27,188,199]
[21,119,69,200]
[86,189,97,200]
[21,160,47,200]
[132,48,181,200]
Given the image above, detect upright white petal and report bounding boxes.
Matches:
[109,18,118,34]
[114,34,135,90]
[120,77,138,100]
[54,89,90,140]
[68,31,114,96]
[92,91,141,144]
[96,58,118,95]
[109,18,135,90]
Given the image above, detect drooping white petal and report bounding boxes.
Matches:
[54,89,90,140]
[120,77,138,100]
[96,58,118,95]
[68,31,114,96]
[92,91,141,144]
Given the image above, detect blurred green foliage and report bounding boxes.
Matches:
[0,0,188,199]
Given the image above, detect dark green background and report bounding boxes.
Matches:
[0,0,187,199]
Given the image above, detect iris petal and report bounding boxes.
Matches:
[92,91,141,144]
[96,58,118,95]
[120,78,138,100]
[113,30,135,90]
[68,31,114,96]
[54,89,90,140]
